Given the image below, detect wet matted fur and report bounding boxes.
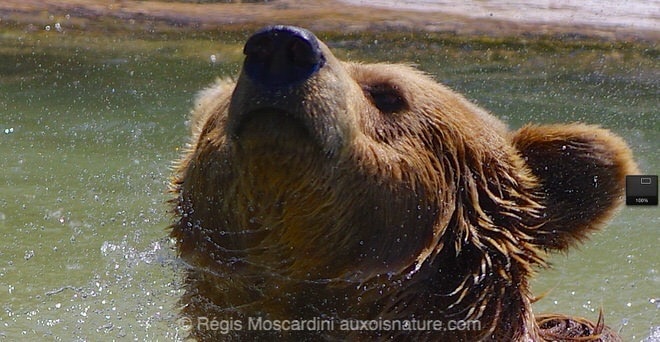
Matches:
[170,27,636,341]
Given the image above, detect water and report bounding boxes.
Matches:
[0,29,657,340]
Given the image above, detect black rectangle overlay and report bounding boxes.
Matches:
[626,175,658,206]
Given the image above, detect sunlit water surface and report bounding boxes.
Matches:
[0,30,657,340]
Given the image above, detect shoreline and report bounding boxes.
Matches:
[341,0,659,38]
[0,0,658,42]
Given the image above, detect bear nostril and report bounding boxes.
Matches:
[243,35,275,64]
[243,25,325,87]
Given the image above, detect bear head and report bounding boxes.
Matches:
[171,26,636,340]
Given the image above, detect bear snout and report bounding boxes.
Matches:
[227,26,351,156]
[243,25,326,87]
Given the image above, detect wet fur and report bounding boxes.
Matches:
[171,36,636,341]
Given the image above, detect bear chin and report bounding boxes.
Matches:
[233,109,317,149]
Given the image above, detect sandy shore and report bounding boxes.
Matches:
[342,0,659,35]
[0,0,658,42]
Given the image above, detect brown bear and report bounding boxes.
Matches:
[170,26,636,341]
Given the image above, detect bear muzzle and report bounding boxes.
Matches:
[243,25,325,87]
[227,25,350,157]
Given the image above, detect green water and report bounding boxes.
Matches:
[0,29,657,340]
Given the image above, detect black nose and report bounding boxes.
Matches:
[243,25,325,87]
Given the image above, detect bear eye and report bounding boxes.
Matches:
[363,83,408,114]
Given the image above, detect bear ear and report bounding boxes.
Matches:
[511,124,638,251]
